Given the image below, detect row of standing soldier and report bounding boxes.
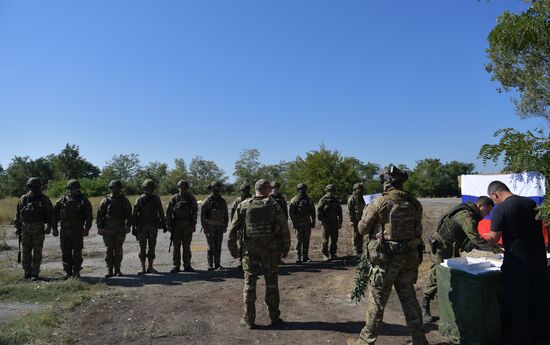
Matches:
[14,176,362,280]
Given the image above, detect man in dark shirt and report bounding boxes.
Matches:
[486,181,548,345]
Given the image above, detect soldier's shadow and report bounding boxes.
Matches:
[278,256,357,276]
[275,320,363,333]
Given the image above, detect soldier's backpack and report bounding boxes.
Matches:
[383,194,419,241]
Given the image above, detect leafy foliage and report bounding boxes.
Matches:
[187,156,228,195]
[485,0,550,120]
[405,159,475,197]
[50,144,100,180]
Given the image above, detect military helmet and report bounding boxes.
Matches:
[353,182,364,191]
[26,177,42,188]
[108,180,123,189]
[67,179,81,189]
[379,165,408,184]
[296,183,307,190]
[239,183,250,192]
[208,181,222,189]
[325,184,336,192]
[142,179,156,189]
[255,179,271,191]
[272,181,281,189]
[177,180,189,188]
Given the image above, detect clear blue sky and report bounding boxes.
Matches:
[0,0,544,178]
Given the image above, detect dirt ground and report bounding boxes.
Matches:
[1,198,461,345]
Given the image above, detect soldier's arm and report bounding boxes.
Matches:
[125,198,134,227]
[316,199,324,222]
[156,196,166,227]
[132,197,140,226]
[358,199,381,236]
[288,199,297,224]
[310,200,316,225]
[191,195,198,225]
[227,204,242,258]
[52,198,62,229]
[96,199,106,230]
[200,198,208,227]
[347,197,356,223]
[44,197,54,228]
[230,200,238,220]
[223,199,229,227]
[413,198,423,237]
[282,198,289,220]
[165,196,175,226]
[84,198,93,231]
[455,211,498,252]
[337,201,343,227]
[276,205,291,254]
[14,197,23,230]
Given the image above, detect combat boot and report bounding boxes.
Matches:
[23,272,32,280]
[240,319,258,330]
[183,266,195,272]
[147,260,158,274]
[105,267,114,278]
[138,260,146,275]
[63,268,73,280]
[114,265,123,277]
[170,266,180,273]
[270,318,284,327]
[296,254,302,264]
[421,296,433,323]
[73,271,81,279]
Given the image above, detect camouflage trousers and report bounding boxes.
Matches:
[102,229,126,269]
[423,242,457,300]
[321,223,339,256]
[206,226,224,267]
[60,227,84,273]
[295,226,312,260]
[172,223,194,268]
[138,223,158,262]
[352,223,364,255]
[21,222,46,276]
[242,252,280,324]
[358,247,427,345]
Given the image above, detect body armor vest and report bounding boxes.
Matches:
[382,194,419,241]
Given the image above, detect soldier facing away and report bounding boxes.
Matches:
[133,179,166,274]
[348,165,427,345]
[228,179,291,329]
[166,180,198,273]
[347,183,366,256]
[317,184,343,260]
[96,180,133,278]
[14,177,54,280]
[52,179,93,279]
[201,181,229,271]
[230,183,252,267]
[270,181,288,264]
[289,183,316,263]
[421,196,501,322]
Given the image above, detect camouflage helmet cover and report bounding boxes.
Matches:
[67,179,81,189]
[271,181,281,189]
[325,184,336,192]
[177,180,189,188]
[353,182,364,190]
[379,165,408,185]
[26,177,42,188]
[296,183,307,190]
[254,179,271,191]
[142,179,156,189]
[239,183,250,192]
[208,181,222,189]
[108,180,123,189]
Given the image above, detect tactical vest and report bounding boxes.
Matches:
[321,195,340,221]
[137,194,159,225]
[436,203,478,244]
[207,197,226,226]
[20,195,48,223]
[352,195,366,218]
[173,194,194,221]
[293,196,313,224]
[382,194,419,241]
[105,196,127,223]
[244,198,276,240]
[59,195,86,226]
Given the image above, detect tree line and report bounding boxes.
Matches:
[0,143,475,201]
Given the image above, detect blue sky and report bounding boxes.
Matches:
[0,0,545,178]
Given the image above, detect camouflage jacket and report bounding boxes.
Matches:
[200,194,229,228]
[97,194,133,230]
[166,192,198,226]
[228,196,290,257]
[14,191,53,229]
[289,194,316,228]
[347,193,366,224]
[435,202,499,252]
[133,193,166,228]
[231,192,252,221]
[317,193,343,226]
[53,193,93,230]
[270,191,288,220]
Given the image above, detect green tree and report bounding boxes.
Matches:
[5,156,55,196]
[137,161,169,185]
[101,154,141,183]
[485,0,549,120]
[51,143,100,180]
[234,149,262,186]
[0,165,7,198]
[444,160,476,196]
[160,158,188,195]
[405,159,451,197]
[188,156,228,195]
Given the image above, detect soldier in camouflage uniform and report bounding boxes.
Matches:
[348,183,366,256]
[97,180,133,278]
[421,196,501,322]
[166,180,198,273]
[52,180,93,279]
[289,183,316,263]
[348,165,428,345]
[14,178,54,280]
[231,183,252,267]
[133,179,166,274]
[270,181,288,264]
[317,184,343,260]
[228,179,291,329]
[201,181,229,271]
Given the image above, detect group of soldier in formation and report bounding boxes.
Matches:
[13,164,539,345]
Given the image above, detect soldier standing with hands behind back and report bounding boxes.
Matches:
[14,177,53,280]
[348,183,366,257]
[317,184,343,260]
[289,183,316,263]
[201,181,229,271]
[133,179,166,274]
[52,179,93,279]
